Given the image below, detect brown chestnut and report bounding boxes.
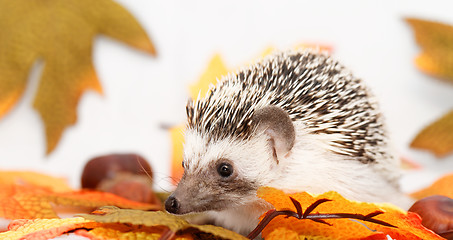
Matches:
[408,195,453,239]
[81,154,158,204]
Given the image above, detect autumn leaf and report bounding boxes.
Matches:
[411,173,453,199]
[254,187,443,240]
[75,227,170,240]
[0,217,100,240]
[0,0,156,154]
[78,206,247,240]
[410,110,453,157]
[189,54,229,100]
[0,170,72,192]
[0,184,159,219]
[406,18,453,83]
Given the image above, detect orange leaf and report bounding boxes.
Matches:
[411,173,453,199]
[0,217,100,240]
[0,0,156,154]
[410,110,453,157]
[406,18,453,83]
[0,184,159,219]
[257,187,443,240]
[75,227,166,240]
[0,170,72,192]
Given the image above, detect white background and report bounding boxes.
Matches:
[1,0,453,202]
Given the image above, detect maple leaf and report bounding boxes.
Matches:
[78,206,247,240]
[253,187,444,240]
[411,173,453,199]
[0,0,156,154]
[0,170,72,192]
[0,184,159,219]
[410,110,453,157]
[406,18,453,83]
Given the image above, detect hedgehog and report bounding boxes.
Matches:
[165,50,413,235]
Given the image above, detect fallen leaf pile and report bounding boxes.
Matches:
[1,170,450,240]
[0,206,246,240]
[0,171,159,220]
[254,187,444,240]
[0,0,156,154]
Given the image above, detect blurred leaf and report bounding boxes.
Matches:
[411,173,453,199]
[406,18,453,83]
[0,217,100,240]
[0,170,72,192]
[189,54,229,100]
[0,0,156,154]
[169,124,186,185]
[256,187,444,240]
[0,184,159,219]
[410,110,453,157]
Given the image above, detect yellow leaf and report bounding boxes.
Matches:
[406,18,453,83]
[410,110,453,157]
[79,206,247,240]
[188,54,229,99]
[0,0,156,154]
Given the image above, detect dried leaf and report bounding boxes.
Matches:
[406,18,453,83]
[411,173,453,199]
[410,110,453,157]
[0,217,100,240]
[0,0,156,154]
[256,187,443,240]
[0,170,72,192]
[79,206,247,240]
[0,184,159,219]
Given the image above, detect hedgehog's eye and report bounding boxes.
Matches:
[217,163,233,178]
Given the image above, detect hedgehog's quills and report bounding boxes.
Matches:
[165,50,413,236]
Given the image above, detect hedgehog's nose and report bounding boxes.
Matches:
[165,196,180,214]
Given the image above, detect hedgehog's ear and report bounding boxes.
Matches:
[252,105,295,163]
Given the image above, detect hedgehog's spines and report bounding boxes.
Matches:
[187,50,389,163]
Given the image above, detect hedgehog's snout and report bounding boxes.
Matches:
[165,195,181,214]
